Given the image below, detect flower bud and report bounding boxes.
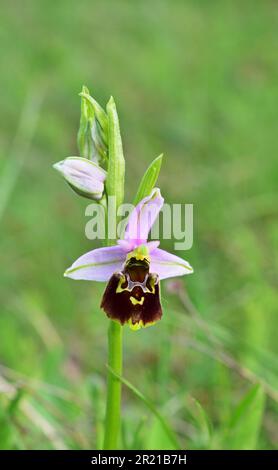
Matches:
[78,87,108,165]
[53,157,106,200]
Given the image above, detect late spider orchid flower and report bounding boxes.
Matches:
[65,188,193,330]
[53,156,107,200]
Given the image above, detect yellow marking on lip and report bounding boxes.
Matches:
[127,319,156,331]
[130,296,144,306]
[116,275,127,293]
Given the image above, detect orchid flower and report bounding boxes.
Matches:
[65,188,193,330]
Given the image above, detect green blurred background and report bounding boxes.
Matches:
[0,0,277,450]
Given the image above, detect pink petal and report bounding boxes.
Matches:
[124,188,164,245]
[150,248,193,280]
[145,240,160,253]
[64,245,126,281]
[117,239,134,252]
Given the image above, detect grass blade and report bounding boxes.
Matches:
[223,384,265,450]
[107,365,180,450]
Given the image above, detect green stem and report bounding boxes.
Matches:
[103,96,125,450]
[103,320,123,449]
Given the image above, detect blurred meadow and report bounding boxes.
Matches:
[0,0,277,450]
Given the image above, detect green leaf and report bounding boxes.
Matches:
[133,154,163,205]
[223,384,265,450]
[106,97,125,212]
